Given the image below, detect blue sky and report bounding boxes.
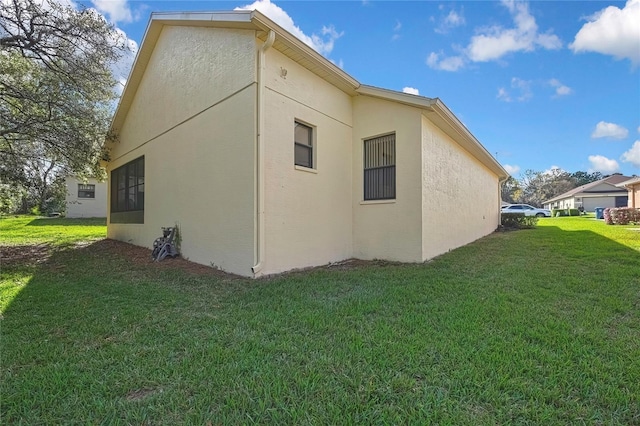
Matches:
[81,0,640,178]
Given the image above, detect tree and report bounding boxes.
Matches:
[514,169,576,207]
[1,0,126,211]
[570,171,602,187]
[501,169,605,208]
[501,176,521,204]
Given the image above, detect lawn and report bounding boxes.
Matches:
[1,215,638,424]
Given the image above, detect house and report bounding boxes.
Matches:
[542,174,631,211]
[616,176,640,208]
[65,176,107,218]
[104,11,508,277]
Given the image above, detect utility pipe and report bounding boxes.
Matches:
[252,30,275,276]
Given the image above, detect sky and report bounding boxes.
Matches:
[76,0,640,178]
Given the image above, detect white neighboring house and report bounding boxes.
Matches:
[65,177,107,218]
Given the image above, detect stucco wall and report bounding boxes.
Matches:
[107,26,257,276]
[115,26,257,147]
[352,96,424,262]
[65,177,107,218]
[628,183,640,208]
[260,48,354,275]
[421,117,499,261]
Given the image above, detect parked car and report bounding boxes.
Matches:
[501,204,551,217]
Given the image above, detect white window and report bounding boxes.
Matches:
[294,121,313,168]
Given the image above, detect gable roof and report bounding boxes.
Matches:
[616,176,640,188]
[544,174,631,204]
[109,10,508,180]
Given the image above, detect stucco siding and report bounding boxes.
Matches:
[261,48,353,275]
[107,26,258,277]
[421,116,499,261]
[352,96,424,262]
[115,26,256,155]
[629,184,640,208]
[65,177,107,218]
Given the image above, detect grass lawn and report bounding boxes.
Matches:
[1,215,638,424]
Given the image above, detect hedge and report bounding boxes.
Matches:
[501,212,539,229]
[603,207,640,225]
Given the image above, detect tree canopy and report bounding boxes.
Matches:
[1,0,127,211]
[502,169,605,207]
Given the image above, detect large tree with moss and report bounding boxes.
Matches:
[0,0,126,212]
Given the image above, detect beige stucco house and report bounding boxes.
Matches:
[542,174,630,212]
[65,176,107,218]
[616,176,640,208]
[104,11,508,277]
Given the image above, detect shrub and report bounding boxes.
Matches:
[605,207,640,225]
[551,209,567,217]
[569,209,580,216]
[501,212,539,229]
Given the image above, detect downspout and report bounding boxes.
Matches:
[252,30,275,276]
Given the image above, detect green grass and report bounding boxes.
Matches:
[1,215,639,424]
[0,215,106,246]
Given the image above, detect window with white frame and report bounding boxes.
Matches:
[364,133,396,200]
[294,121,313,168]
[78,184,95,199]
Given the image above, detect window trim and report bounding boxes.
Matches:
[110,156,144,224]
[363,132,396,201]
[294,120,315,169]
[77,183,95,199]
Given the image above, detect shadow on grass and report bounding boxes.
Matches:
[26,217,107,227]
[1,225,639,424]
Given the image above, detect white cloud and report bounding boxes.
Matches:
[435,9,466,34]
[548,79,572,97]
[466,0,562,62]
[504,164,520,175]
[236,0,343,56]
[392,20,402,41]
[91,0,135,24]
[570,0,640,65]
[426,52,465,71]
[402,87,420,95]
[621,140,640,167]
[428,0,561,71]
[543,165,565,175]
[496,77,532,102]
[588,155,620,173]
[496,87,511,102]
[591,121,629,139]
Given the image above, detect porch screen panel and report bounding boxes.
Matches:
[364,133,396,200]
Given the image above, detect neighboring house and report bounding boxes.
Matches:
[65,177,107,218]
[103,10,508,277]
[542,174,631,211]
[616,176,640,208]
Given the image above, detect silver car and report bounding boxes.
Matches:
[501,204,551,217]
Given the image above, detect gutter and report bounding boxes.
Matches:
[251,29,275,277]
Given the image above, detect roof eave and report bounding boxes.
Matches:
[427,99,509,180]
[355,86,508,180]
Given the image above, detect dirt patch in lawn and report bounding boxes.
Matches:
[0,244,52,267]
[2,238,397,279]
[87,239,244,279]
